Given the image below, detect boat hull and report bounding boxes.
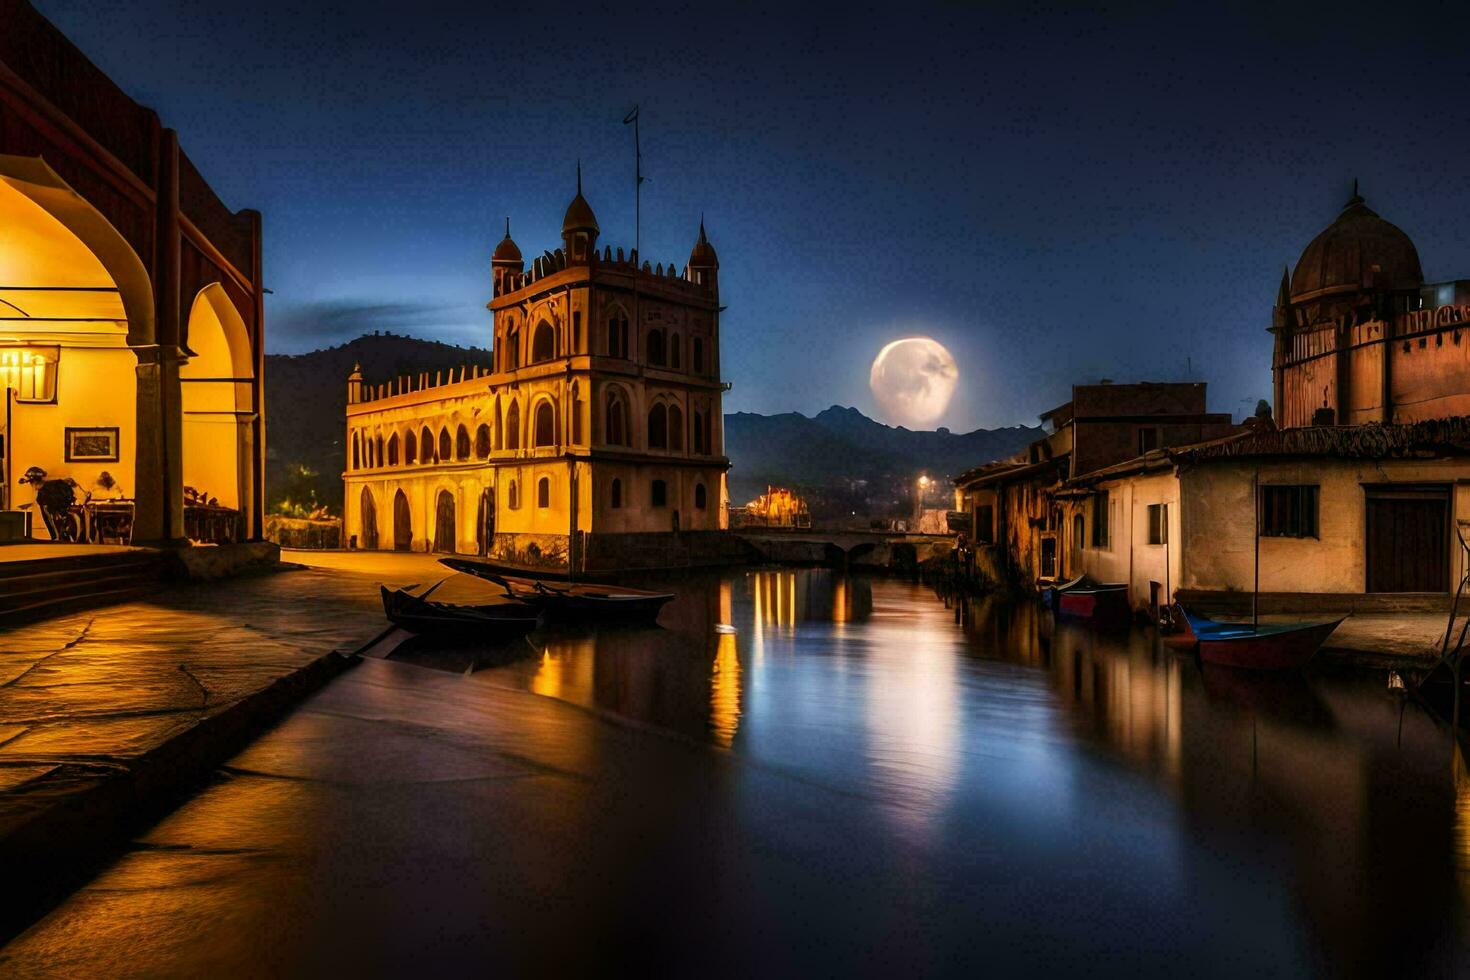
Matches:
[439,558,674,625]
[1056,585,1130,626]
[380,586,541,640]
[1174,605,1344,670]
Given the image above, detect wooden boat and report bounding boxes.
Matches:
[438,557,675,624]
[1173,605,1344,670]
[1040,574,1084,610]
[380,585,541,639]
[1054,578,1130,625]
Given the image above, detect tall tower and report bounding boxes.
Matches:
[561,163,599,263]
[491,218,522,298]
[688,218,719,291]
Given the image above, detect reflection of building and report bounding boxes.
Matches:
[954,188,1470,613]
[342,180,729,568]
[0,1,265,543]
[737,486,811,529]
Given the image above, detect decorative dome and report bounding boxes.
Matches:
[561,163,599,236]
[492,218,521,263]
[688,218,718,267]
[1289,186,1422,301]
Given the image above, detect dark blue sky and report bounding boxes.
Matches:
[36,0,1470,430]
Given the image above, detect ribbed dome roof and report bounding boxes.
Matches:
[1290,190,1422,301]
[492,219,521,262]
[688,219,718,267]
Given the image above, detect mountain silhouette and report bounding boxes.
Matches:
[265,335,1037,519]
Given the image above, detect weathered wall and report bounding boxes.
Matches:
[1178,458,1470,594]
[1072,470,1181,611]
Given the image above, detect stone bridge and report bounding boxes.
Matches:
[733,530,954,569]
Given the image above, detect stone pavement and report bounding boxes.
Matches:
[0,555,461,939]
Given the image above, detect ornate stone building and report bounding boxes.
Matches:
[1272,185,1470,428]
[342,177,730,569]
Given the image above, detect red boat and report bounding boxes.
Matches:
[1055,578,1131,625]
[1174,605,1344,670]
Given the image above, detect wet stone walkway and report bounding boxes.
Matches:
[0,558,426,935]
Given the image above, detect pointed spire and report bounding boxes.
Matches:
[699,213,707,243]
[504,216,510,238]
[1277,265,1290,306]
[576,159,582,195]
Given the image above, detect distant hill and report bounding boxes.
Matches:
[723,406,1038,514]
[264,334,1038,519]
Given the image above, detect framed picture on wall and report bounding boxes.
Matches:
[64,427,119,463]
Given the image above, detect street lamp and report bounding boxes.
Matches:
[913,474,930,529]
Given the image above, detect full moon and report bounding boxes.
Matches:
[868,337,959,428]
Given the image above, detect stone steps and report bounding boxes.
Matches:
[0,551,167,626]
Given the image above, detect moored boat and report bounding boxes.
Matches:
[438,557,675,625]
[1173,605,1344,670]
[1054,578,1131,626]
[380,585,542,639]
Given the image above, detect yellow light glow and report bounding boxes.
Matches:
[709,633,741,747]
[0,346,58,402]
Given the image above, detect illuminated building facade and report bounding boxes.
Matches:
[0,0,265,543]
[342,177,730,568]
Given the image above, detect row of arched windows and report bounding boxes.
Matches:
[601,313,707,375]
[350,398,569,471]
[602,390,712,455]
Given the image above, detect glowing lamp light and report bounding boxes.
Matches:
[0,346,58,402]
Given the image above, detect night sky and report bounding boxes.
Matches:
[34,0,1470,430]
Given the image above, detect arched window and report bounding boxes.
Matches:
[537,476,550,508]
[420,427,433,462]
[508,480,519,510]
[647,403,668,449]
[374,434,384,468]
[647,329,666,366]
[404,430,417,465]
[387,433,399,466]
[456,424,471,459]
[670,334,682,370]
[359,487,377,549]
[352,432,361,470]
[651,479,667,507]
[439,427,452,461]
[692,411,705,454]
[695,483,707,509]
[611,478,622,509]
[531,320,555,363]
[605,392,627,446]
[475,424,491,458]
[607,313,629,358]
[668,405,684,451]
[533,400,555,447]
[494,400,503,451]
[572,386,584,444]
[506,325,520,370]
[694,337,705,374]
[506,402,521,450]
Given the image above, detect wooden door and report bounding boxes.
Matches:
[1366,486,1449,593]
[433,490,456,554]
[393,489,412,551]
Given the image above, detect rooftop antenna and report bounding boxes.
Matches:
[623,105,644,256]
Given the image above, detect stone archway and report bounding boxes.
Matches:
[360,486,378,550]
[0,156,161,536]
[433,489,456,554]
[393,489,412,551]
[182,283,253,537]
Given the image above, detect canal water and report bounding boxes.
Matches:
[476,567,1467,977]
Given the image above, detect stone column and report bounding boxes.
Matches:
[134,127,185,546]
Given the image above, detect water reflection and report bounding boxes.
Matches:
[480,568,1469,974]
